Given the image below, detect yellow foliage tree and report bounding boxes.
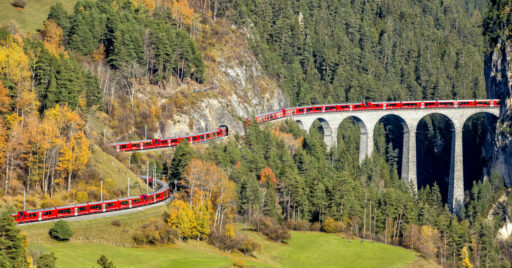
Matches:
[168,199,197,240]
[170,0,194,28]
[418,225,440,259]
[225,223,235,239]
[0,35,31,90]
[460,246,473,268]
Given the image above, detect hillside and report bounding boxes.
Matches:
[20,206,433,268]
[0,0,76,32]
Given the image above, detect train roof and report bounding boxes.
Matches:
[111,128,224,146]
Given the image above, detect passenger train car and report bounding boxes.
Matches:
[111,126,229,152]
[248,99,501,125]
[12,177,171,224]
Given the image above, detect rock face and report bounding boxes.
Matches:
[155,25,289,138]
[484,38,512,186]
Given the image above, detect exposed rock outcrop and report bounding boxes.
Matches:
[484,37,512,186]
[155,23,288,138]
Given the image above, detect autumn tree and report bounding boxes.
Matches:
[0,80,10,113]
[170,0,194,29]
[0,34,31,91]
[42,19,66,56]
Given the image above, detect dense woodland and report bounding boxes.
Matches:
[0,0,512,267]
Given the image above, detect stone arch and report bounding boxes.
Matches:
[372,114,410,181]
[295,120,304,130]
[309,118,334,149]
[461,112,499,191]
[338,116,368,164]
[416,113,459,212]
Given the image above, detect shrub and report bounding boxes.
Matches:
[310,222,321,231]
[249,215,290,242]
[76,191,88,203]
[239,238,261,256]
[232,256,246,268]
[36,252,57,268]
[111,220,121,227]
[294,220,311,231]
[49,220,73,241]
[132,219,178,245]
[11,0,26,8]
[322,217,343,233]
[97,255,115,268]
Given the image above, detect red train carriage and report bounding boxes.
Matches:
[13,177,171,224]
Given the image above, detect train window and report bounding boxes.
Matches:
[459,102,470,105]
[193,137,198,141]
[354,105,361,108]
[298,109,304,113]
[315,107,322,111]
[121,145,127,149]
[132,144,140,148]
[106,203,116,208]
[78,207,87,212]
[121,201,128,206]
[306,108,314,112]
[425,103,436,106]
[477,101,488,105]
[90,205,101,210]
[439,102,453,106]
[43,211,52,216]
[341,105,349,109]
[403,103,417,107]
[171,139,178,143]
[160,140,167,144]
[58,209,71,214]
[387,104,397,107]
[133,199,141,204]
[29,213,36,218]
[144,142,152,146]
[156,194,161,198]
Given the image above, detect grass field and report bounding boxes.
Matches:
[0,0,77,32]
[20,206,436,268]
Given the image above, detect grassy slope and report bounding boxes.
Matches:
[21,206,435,268]
[89,145,145,196]
[0,0,77,32]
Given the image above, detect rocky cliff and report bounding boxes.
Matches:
[484,37,512,186]
[153,22,288,138]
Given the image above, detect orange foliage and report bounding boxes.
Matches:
[0,80,10,113]
[260,166,278,186]
[42,19,66,57]
[92,44,106,62]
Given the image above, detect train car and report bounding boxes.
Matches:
[13,176,171,224]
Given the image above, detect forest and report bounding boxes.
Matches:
[0,0,511,267]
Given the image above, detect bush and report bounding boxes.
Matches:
[249,215,290,242]
[294,220,311,231]
[36,252,57,268]
[97,255,115,268]
[310,222,321,231]
[111,220,121,227]
[232,256,246,268]
[208,228,261,255]
[239,238,261,256]
[11,0,26,8]
[75,191,88,203]
[132,219,178,245]
[322,217,343,233]
[49,220,73,241]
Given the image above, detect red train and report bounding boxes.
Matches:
[12,177,171,224]
[248,99,501,125]
[111,126,229,152]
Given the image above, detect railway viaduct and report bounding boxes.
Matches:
[286,106,499,215]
